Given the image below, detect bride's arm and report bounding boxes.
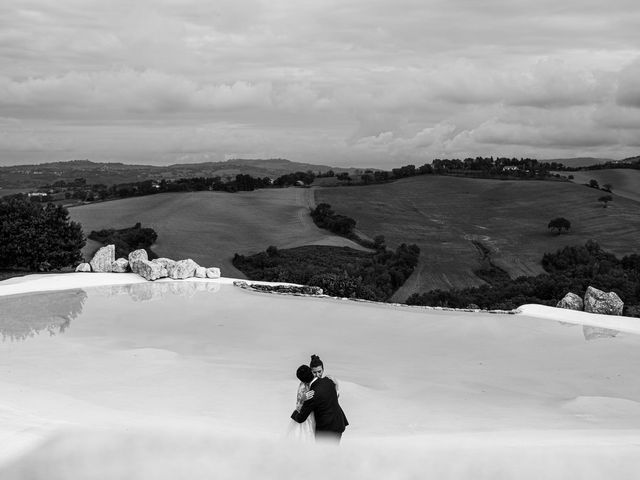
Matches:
[295,382,307,412]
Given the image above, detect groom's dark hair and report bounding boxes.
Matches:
[296,365,314,383]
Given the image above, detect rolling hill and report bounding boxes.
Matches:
[315,175,640,302]
[558,169,640,203]
[68,174,640,303]
[540,157,614,168]
[0,158,367,190]
[68,188,367,279]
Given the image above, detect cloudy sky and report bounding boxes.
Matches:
[1,0,640,168]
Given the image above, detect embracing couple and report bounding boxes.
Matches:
[289,354,348,443]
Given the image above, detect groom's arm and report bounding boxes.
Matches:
[291,396,315,423]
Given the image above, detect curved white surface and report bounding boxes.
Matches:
[1,274,640,479]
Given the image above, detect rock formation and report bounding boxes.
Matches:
[77,245,222,283]
[152,258,176,270]
[584,286,624,315]
[206,267,221,279]
[134,259,168,281]
[167,259,199,279]
[556,292,583,311]
[128,249,148,275]
[111,258,129,273]
[89,245,115,272]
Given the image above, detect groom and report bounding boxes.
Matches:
[291,364,348,443]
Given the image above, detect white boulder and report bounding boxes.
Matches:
[206,267,221,279]
[112,258,129,273]
[556,292,583,311]
[584,286,624,315]
[134,259,168,281]
[167,259,199,279]
[128,249,149,274]
[152,258,177,270]
[90,245,115,273]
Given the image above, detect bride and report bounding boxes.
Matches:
[286,376,316,441]
[287,354,338,442]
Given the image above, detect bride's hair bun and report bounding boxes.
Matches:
[310,354,324,368]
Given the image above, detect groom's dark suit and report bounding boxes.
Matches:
[291,377,348,439]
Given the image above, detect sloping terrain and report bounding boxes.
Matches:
[0,159,362,189]
[68,174,640,301]
[559,169,640,203]
[315,175,640,301]
[69,188,364,279]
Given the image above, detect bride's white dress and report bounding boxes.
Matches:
[286,381,316,442]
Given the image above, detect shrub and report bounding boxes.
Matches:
[233,244,420,302]
[547,217,571,234]
[89,222,158,259]
[310,203,356,236]
[0,197,85,270]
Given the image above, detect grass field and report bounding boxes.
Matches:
[557,169,640,203]
[0,188,29,198]
[315,175,640,302]
[68,189,365,279]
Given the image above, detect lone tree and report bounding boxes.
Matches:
[548,217,571,235]
[588,179,599,189]
[0,196,85,270]
[598,194,613,208]
[602,183,613,192]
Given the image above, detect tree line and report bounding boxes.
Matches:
[12,155,581,208]
[559,156,640,172]
[310,203,357,236]
[11,171,318,205]
[232,242,420,302]
[406,240,640,317]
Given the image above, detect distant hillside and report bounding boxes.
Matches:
[540,157,614,168]
[315,175,640,302]
[68,188,368,279]
[558,169,640,203]
[64,173,640,301]
[0,158,366,189]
